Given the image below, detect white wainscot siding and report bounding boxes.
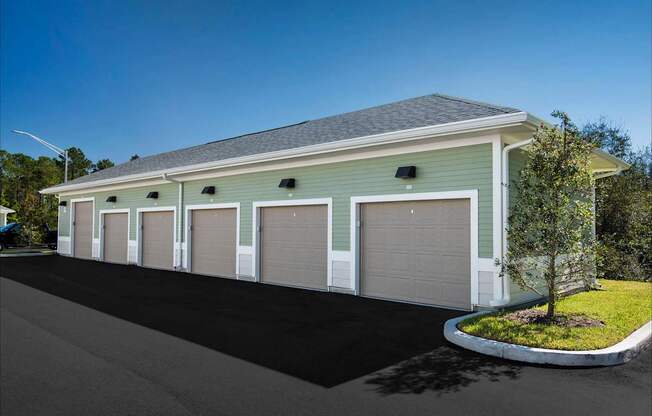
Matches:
[331,250,352,290]
[92,238,101,259]
[58,236,71,255]
[238,246,253,279]
[128,240,138,264]
[477,258,496,307]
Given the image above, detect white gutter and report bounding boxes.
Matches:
[491,137,534,306]
[162,173,184,270]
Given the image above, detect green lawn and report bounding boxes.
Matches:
[458,280,652,350]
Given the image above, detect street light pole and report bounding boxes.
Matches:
[11,130,69,183]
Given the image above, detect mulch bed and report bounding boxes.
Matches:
[505,309,605,328]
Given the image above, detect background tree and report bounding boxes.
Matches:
[0,148,114,245]
[581,121,651,281]
[129,154,140,161]
[503,112,596,319]
[54,147,92,180]
[92,158,115,172]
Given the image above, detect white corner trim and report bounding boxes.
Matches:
[349,190,479,307]
[42,112,532,195]
[135,206,177,269]
[252,198,333,287]
[492,135,504,303]
[69,197,95,258]
[445,313,652,366]
[184,202,240,275]
[98,208,131,263]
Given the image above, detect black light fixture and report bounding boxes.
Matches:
[278,178,295,188]
[201,186,216,195]
[59,201,67,207]
[146,191,159,199]
[395,166,416,179]
[106,196,117,203]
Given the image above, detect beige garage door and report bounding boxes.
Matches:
[73,201,93,259]
[141,211,174,270]
[260,205,327,290]
[103,213,128,264]
[190,208,237,278]
[360,199,471,309]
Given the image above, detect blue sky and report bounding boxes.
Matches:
[1,0,650,164]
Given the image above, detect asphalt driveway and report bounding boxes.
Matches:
[0,255,465,387]
[1,256,650,416]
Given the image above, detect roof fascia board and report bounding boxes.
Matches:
[42,111,529,195]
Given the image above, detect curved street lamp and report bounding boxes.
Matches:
[11,130,69,183]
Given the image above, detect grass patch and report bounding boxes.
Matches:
[458,279,652,350]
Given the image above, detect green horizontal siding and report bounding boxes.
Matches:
[58,143,495,257]
[58,183,178,240]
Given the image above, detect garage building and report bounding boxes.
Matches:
[42,94,628,310]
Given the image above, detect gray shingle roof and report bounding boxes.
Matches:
[63,93,521,186]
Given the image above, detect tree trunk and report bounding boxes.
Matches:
[546,255,557,319]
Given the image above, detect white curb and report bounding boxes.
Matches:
[444,312,652,366]
[0,251,55,258]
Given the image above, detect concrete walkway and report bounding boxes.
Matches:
[1,277,651,416]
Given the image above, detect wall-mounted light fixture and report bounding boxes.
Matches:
[106,196,117,203]
[278,178,295,188]
[59,201,67,207]
[146,191,159,199]
[395,166,416,179]
[201,186,216,195]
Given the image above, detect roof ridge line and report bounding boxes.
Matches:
[205,120,310,145]
[432,93,515,114]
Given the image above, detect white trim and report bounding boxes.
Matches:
[98,208,131,263]
[350,190,479,308]
[69,197,95,258]
[252,198,333,288]
[184,203,241,276]
[43,113,532,195]
[491,135,504,302]
[136,206,177,269]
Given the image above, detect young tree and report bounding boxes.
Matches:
[503,112,596,319]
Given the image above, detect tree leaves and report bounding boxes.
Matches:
[503,112,596,318]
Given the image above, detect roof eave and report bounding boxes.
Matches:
[41,111,531,195]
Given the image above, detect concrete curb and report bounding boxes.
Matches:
[0,251,56,258]
[444,312,652,366]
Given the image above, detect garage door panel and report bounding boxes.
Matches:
[142,211,174,270]
[260,205,327,290]
[103,213,128,264]
[73,201,93,259]
[361,199,471,309]
[191,209,236,278]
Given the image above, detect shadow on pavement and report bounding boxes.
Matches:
[0,255,487,388]
[365,345,521,395]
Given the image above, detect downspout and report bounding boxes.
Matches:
[492,137,534,307]
[162,173,184,270]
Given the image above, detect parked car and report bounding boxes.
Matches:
[0,222,57,251]
[0,222,22,251]
[44,223,57,250]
